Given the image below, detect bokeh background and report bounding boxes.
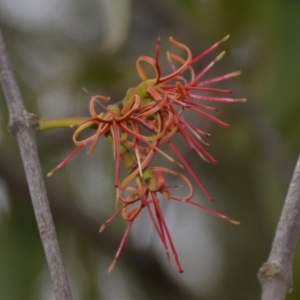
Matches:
[1,0,300,299]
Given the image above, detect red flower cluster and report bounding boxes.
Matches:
[48,35,244,273]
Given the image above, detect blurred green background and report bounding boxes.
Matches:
[0,0,300,299]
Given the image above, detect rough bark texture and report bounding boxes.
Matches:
[0,28,72,300]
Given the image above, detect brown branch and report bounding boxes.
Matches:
[0,28,72,300]
[258,154,300,300]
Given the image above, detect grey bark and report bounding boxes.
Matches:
[0,28,72,300]
[258,154,300,300]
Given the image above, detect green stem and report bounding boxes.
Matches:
[39,117,89,131]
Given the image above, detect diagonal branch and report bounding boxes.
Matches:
[258,154,300,300]
[0,28,72,300]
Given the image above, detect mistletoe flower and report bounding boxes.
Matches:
[45,36,245,273]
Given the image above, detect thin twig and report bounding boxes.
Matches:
[0,28,72,300]
[258,154,300,300]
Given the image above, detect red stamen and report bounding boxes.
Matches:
[155,38,162,81]
[198,71,241,87]
[151,192,184,272]
[168,141,214,201]
[163,85,233,95]
[177,122,217,164]
[47,143,85,177]
[190,55,221,86]
[189,94,238,103]
[99,205,124,232]
[173,199,240,225]
[108,222,134,273]
[111,120,121,187]
[189,35,230,65]
[185,86,233,94]
[188,106,230,128]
